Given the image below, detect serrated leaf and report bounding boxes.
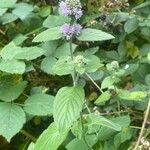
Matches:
[87,114,121,131]
[15,47,45,61]
[124,18,139,34]
[54,86,85,130]
[95,91,111,105]
[33,27,62,42]
[0,42,22,60]
[35,123,68,150]
[0,0,17,8]
[0,102,25,141]
[24,94,54,116]
[43,15,71,28]
[77,28,114,41]
[0,81,27,102]
[0,59,25,74]
[52,56,74,76]
[101,76,115,89]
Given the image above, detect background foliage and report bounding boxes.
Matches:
[0,0,150,150]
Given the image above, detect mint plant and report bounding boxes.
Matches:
[0,0,149,149]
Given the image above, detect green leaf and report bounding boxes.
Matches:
[145,74,150,85]
[148,53,150,61]
[0,81,27,102]
[15,47,45,61]
[43,15,71,28]
[52,56,74,76]
[54,42,77,58]
[101,76,115,89]
[54,86,85,130]
[114,128,132,148]
[0,13,18,24]
[0,59,25,74]
[98,116,130,141]
[33,27,62,42]
[0,8,7,16]
[118,90,147,100]
[27,142,35,150]
[35,123,68,150]
[0,0,17,8]
[77,28,114,41]
[24,94,54,116]
[66,139,88,150]
[95,91,111,105]
[124,18,139,34]
[0,102,25,141]
[0,42,22,60]
[41,56,57,75]
[12,3,33,20]
[87,114,121,131]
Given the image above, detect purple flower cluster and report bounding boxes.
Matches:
[59,0,83,19]
[60,23,82,40]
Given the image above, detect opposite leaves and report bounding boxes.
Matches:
[53,86,85,130]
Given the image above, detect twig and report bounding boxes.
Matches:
[133,98,150,150]
[85,73,103,93]
[20,129,36,142]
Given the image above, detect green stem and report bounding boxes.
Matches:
[80,114,93,150]
[85,73,103,93]
[69,38,76,86]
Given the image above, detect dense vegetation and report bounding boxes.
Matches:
[0,0,150,149]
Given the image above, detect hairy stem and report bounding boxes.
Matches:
[85,73,103,93]
[69,39,76,86]
[133,98,150,150]
[20,129,36,142]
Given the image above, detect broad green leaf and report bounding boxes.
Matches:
[33,27,62,42]
[0,0,17,8]
[101,76,115,89]
[98,116,130,141]
[12,3,33,20]
[133,1,150,9]
[95,91,111,105]
[54,43,77,58]
[24,94,54,116]
[0,59,25,74]
[0,81,27,102]
[66,139,88,150]
[43,15,71,28]
[124,18,139,34]
[52,56,74,76]
[114,128,132,148]
[41,56,57,75]
[27,142,35,150]
[35,123,68,150]
[12,34,28,46]
[118,90,147,100]
[39,6,51,17]
[0,103,25,141]
[15,47,45,60]
[77,28,114,41]
[0,8,7,16]
[0,13,18,24]
[87,114,121,131]
[54,86,85,130]
[0,42,22,60]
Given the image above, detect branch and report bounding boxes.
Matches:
[133,98,150,150]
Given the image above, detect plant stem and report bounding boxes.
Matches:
[20,129,36,142]
[85,73,103,93]
[133,98,150,150]
[80,114,93,150]
[69,38,76,86]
